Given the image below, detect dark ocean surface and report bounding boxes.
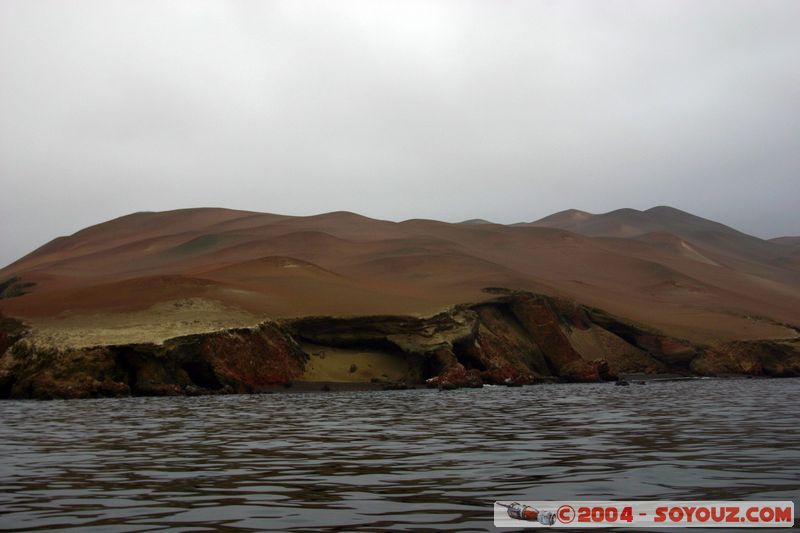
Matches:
[1,378,798,531]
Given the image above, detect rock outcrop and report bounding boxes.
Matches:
[285,309,478,355]
[0,321,306,399]
[506,294,613,381]
[691,339,800,377]
[1,291,798,399]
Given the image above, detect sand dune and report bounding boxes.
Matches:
[1,206,798,344]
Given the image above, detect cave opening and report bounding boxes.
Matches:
[0,376,16,399]
[182,360,223,390]
[452,338,486,371]
[112,347,141,389]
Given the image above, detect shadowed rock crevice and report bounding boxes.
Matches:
[181,359,223,391]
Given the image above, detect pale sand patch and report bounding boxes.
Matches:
[26,298,262,348]
[299,342,419,383]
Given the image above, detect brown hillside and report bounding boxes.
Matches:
[1,207,798,345]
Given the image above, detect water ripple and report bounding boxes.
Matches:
[1,379,798,531]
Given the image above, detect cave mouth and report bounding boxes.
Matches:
[0,376,16,399]
[182,360,223,390]
[112,347,141,388]
[419,354,441,381]
[453,339,487,371]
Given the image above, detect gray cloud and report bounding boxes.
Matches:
[1,0,799,267]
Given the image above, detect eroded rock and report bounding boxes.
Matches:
[1,292,798,399]
[0,321,306,399]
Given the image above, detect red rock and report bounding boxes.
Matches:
[425,348,483,389]
[508,294,609,382]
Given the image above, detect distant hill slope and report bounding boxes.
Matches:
[528,206,742,237]
[771,236,800,247]
[527,206,794,274]
[458,218,495,225]
[1,206,798,344]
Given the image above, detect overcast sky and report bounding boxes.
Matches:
[1,0,799,267]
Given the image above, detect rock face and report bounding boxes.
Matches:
[691,339,800,377]
[286,309,478,355]
[0,321,306,399]
[507,294,612,382]
[1,291,799,399]
[285,310,483,389]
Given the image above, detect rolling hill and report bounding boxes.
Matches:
[2,206,800,398]
[1,206,798,346]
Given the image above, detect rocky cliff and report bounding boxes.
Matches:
[1,290,798,399]
[0,322,306,399]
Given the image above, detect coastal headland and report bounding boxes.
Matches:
[1,207,799,399]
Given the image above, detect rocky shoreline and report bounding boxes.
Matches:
[1,290,799,400]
